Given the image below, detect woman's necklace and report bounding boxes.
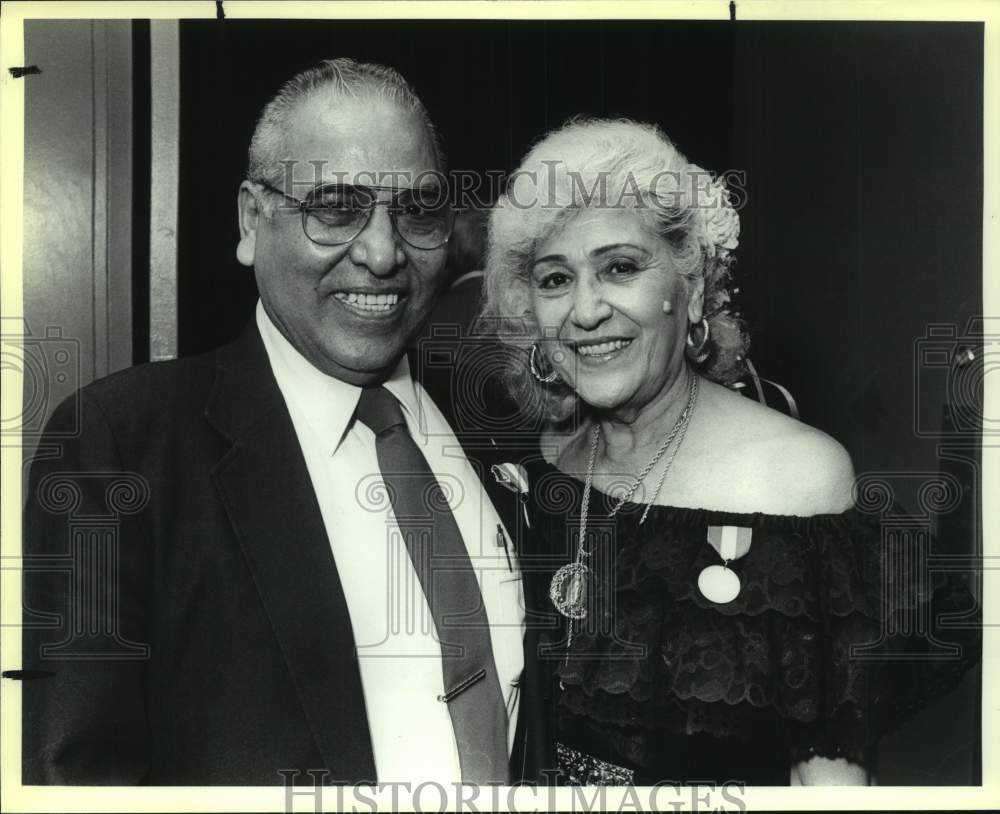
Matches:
[548,374,700,627]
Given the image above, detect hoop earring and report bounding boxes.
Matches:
[530,344,558,383]
[686,318,711,364]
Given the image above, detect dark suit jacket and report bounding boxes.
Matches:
[22,323,547,785]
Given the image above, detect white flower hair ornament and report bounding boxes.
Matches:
[697,176,741,261]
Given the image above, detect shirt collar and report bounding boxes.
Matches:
[255,300,421,454]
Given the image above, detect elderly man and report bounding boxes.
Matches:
[23,59,540,786]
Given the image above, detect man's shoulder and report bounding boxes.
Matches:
[43,347,229,450]
[79,348,218,414]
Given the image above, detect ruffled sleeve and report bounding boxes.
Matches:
[536,487,981,770]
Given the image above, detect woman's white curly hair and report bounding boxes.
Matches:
[480,117,748,422]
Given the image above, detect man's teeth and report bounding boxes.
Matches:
[333,292,400,312]
[575,339,632,357]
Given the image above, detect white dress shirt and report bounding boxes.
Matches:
[256,302,524,784]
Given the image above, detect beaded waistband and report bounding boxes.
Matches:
[556,742,635,786]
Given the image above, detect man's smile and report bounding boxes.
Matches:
[332,289,407,314]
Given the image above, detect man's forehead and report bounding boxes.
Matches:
[281,90,438,185]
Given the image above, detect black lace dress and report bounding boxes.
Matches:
[521,459,980,786]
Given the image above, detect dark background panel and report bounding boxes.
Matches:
[735,22,983,485]
[132,19,151,365]
[729,24,983,783]
[173,19,982,784]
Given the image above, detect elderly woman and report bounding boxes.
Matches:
[482,118,979,786]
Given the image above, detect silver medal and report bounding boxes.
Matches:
[697,563,741,604]
[697,525,750,603]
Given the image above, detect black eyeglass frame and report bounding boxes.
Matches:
[254,180,454,251]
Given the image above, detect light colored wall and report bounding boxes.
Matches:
[149,20,178,363]
[22,20,133,463]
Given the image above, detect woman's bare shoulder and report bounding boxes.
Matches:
[704,382,856,516]
[768,425,856,515]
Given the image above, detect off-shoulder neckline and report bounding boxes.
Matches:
[530,458,866,533]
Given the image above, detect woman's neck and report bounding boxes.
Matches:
[595,367,695,466]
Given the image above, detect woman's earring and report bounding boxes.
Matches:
[662,299,673,315]
[530,344,558,383]
[686,318,711,363]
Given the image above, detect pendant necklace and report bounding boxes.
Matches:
[549,375,700,656]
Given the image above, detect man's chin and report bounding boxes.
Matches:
[313,345,408,386]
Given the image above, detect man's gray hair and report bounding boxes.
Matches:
[247,57,444,186]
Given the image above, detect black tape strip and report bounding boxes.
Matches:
[2,669,54,680]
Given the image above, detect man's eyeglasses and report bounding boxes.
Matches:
[256,181,454,251]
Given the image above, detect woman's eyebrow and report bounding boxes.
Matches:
[532,253,566,266]
[534,242,646,266]
[591,242,645,257]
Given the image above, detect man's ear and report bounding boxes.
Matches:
[236,181,263,268]
[686,275,706,324]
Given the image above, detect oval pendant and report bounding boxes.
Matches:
[697,564,741,604]
[549,562,591,619]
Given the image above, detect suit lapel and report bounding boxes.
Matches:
[460,439,525,552]
[206,325,377,783]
